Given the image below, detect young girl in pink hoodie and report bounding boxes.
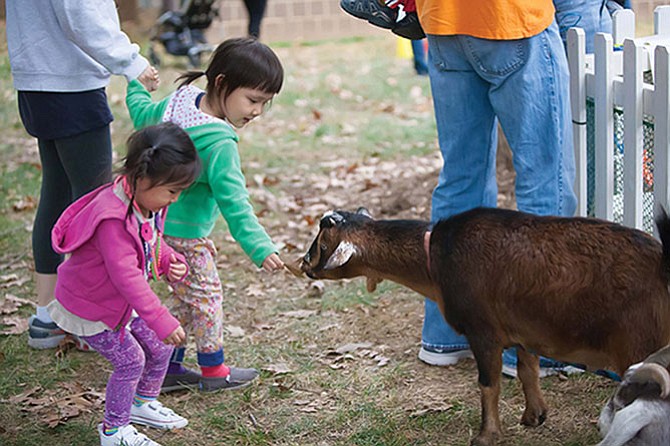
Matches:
[49,123,201,446]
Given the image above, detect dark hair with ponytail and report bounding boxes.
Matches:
[117,122,201,216]
[176,37,284,102]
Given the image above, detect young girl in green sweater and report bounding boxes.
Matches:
[126,37,284,392]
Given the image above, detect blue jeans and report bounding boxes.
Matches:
[421,20,577,354]
[554,0,614,54]
[411,39,428,75]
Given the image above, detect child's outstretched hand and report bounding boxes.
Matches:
[167,253,188,281]
[262,253,284,273]
[164,325,185,346]
[137,65,160,92]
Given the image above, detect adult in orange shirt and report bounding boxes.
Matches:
[417,1,578,371]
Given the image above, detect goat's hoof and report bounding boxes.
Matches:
[471,431,499,446]
[520,407,547,427]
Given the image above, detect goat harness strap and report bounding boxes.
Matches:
[424,230,431,274]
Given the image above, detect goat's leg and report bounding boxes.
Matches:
[515,348,549,427]
[470,343,504,446]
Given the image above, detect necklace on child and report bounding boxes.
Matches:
[142,232,161,281]
[116,176,162,281]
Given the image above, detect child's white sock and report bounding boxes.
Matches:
[36,306,53,324]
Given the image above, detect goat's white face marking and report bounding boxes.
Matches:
[324,241,358,270]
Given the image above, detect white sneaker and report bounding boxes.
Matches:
[501,363,585,379]
[418,347,474,366]
[98,423,162,446]
[130,400,188,430]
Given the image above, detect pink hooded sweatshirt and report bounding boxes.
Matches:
[52,183,185,341]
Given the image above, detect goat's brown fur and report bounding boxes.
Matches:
[300,207,670,446]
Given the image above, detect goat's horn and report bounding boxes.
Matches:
[320,211,344,228]
[356,207,373,218]
[644,344,670,369]
[628,363,670,399]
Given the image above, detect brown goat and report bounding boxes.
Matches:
[298,207,670,446]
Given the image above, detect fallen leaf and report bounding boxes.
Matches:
[280,309,317,319]
[245,284,265,297]
[12,195,37,212]
[335,342,373,354]
[262,363,292,375]
[0,315,29,335]
[224,325,246,338]
[284,260,304,278]
[1,294,34,320]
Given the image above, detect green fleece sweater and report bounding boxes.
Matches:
[126,80,276,267]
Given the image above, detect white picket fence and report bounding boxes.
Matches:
[567,5,670,233]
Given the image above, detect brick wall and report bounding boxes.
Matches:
[0,1,667,40]
[209,0,386,42]
[207,0,669,42]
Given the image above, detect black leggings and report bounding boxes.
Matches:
[32,125,112,273]
[242,0,267,38]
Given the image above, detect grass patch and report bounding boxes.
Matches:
[0,33,617,446]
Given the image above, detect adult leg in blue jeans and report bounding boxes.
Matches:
[419,21,578,372]
[554,0,614,54]
[411,39,428,75]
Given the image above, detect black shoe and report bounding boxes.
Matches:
[199,366,259,392]
[340,0,397,29]
[161,367,202,393]
[392,11,425,40]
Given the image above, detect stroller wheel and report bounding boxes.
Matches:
[149,47,161,67]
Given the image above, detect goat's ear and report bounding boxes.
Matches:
[323,241,357,269]
[356,207,373,219]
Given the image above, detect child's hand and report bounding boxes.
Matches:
[137,65,160,92]
[164,325,185,346]
[262,253,284,272]
[167,253,188,281]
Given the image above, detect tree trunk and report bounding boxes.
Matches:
[116,0,139,23]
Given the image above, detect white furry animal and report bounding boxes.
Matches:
[597,345,670,445]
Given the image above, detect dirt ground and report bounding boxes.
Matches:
[0,36,618,445]
[226,130,612,445]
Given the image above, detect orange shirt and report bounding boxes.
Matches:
[415,1,555,40]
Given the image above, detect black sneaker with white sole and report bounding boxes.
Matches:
[340,0,397,29]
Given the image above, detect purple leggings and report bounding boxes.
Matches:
[82,318,173,427]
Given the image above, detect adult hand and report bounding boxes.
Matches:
[138,65,160,92]
[262,253,284,272]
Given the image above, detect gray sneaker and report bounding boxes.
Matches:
[199,366,259,392]
[161,367,201,393]
[27,315,66,349]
